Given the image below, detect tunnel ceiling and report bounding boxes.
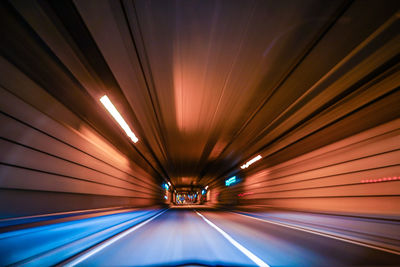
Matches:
[1,0,399,188]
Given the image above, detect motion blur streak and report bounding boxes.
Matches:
[18,208,395,266]
[64,209,168,267]
[99,95,139,143]
[71,208,257,266]
[232,211,400,255]
[0,209,164,266]
[0,0,399,266]
[195,211,270,267]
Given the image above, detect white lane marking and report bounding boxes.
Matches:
[195,211,270,267]
[64,210,168,266]
[232,212,400,256]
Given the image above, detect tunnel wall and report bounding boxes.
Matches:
[238,118,400,218]
[0,58,161,218]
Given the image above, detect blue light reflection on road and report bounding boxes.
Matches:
[0,209,161,266]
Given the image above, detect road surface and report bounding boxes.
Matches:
[67,208,400,266]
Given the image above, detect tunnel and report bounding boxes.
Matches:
[0,0,399,266]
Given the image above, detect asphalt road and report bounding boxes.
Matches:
[70,208,400,267]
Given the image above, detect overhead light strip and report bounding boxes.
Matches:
[241,155,262,169]
[100,95,139,143]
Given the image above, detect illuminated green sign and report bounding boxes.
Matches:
[225,176,237,186]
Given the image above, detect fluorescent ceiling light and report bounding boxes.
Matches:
[241,155,262,169]
[100,95,139,143]
[205,185,209,190]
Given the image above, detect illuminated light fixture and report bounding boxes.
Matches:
[168,182,171,186]
[241,155,262,169]
[100,95,139,143]
[164,195,168,200]
[225,176,237,186]
[205,185,209,190]
[163,183,169,190]
[361,176,398,184]
[202,189,206,195]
